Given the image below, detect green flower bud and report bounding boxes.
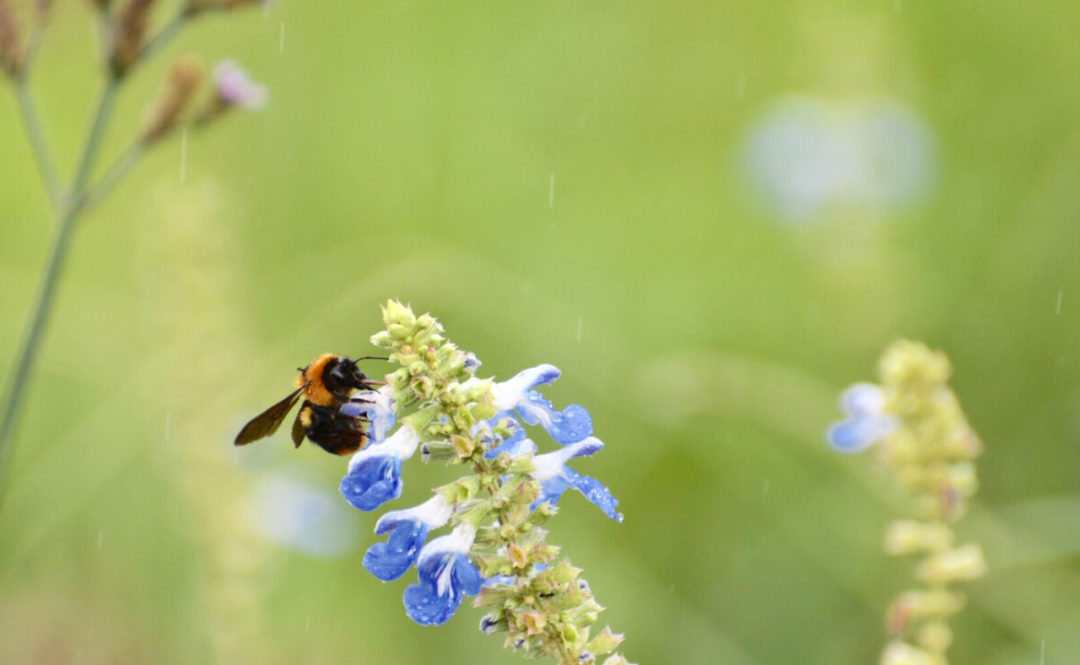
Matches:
[508,543,529,570]
[370,330,394,348]
[451,434,476,458]
[552,559,584,584]
[585,626,625,655]
[434,476,481,504]
[382,299,417,328]
[422,441,457,463]
[915,544,987,584]
[491,454,513,473]
[474,586,517,608]
[452,405,477,431]
[526,502,558,526]
[559,622,580,644]
[884,520,954,556]
[880,641,945,665]
[387,323,413,340]
[916,621,953,654]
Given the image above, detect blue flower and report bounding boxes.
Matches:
[516,392,593,444]
[463,352,482,373]
[340,424,420,511]
[826,383,898,454]
[364,495,452,581]
[532,437,622,522]
[492,365,593,444]
[403,524,483,626]
[341,386,396,443]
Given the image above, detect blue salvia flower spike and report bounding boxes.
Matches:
[827,341,986,665]
[345,301,637,665]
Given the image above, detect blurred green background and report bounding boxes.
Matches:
[1,1,1079,664]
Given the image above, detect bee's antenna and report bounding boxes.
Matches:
[354,356,390,362]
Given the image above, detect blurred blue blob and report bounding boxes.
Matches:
[743,96,937,222]
[826,383,898,454]
[251,473,360,558]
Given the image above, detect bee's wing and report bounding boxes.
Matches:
[235,387,305,445]
[291,404,309,448]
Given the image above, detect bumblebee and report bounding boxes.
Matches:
[234,354,385,456]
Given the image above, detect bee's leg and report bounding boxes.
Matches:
[338,401,375,420]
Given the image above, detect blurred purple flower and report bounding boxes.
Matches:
[214,60,267,110]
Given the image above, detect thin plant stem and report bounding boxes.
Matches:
[94,10,112,64]
[0,78,119,512]
[137,12,189,68]
[83,141,146,211]
[13,79,63,210]
[0,3,195,514]
[23,19,45,73]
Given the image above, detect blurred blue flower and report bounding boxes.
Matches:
[251,473,359,558]
[364,494,452,581]
[827,383,897,453]
[532,437,622,522]
[403,525,483,626]
[340,424,419,511]
[743,96,936,222]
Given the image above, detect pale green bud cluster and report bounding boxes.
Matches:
[371,301,635,665]
[873,341,986,665]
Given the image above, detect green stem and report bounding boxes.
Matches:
[83,141,146,212]
[71,79,119,195]
[23,19,45,73]
[0,78,119,512]
[94,8,113,64]
[136,12,189,67]
[14,79,63,210]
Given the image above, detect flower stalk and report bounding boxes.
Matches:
[340,301,635,665]
[828,341,986,665]
[0,78,119,507]
[0,0,267,513]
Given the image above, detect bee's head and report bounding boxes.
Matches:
[328,356,377,392]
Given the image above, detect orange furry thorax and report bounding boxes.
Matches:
[297,353,338,407]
